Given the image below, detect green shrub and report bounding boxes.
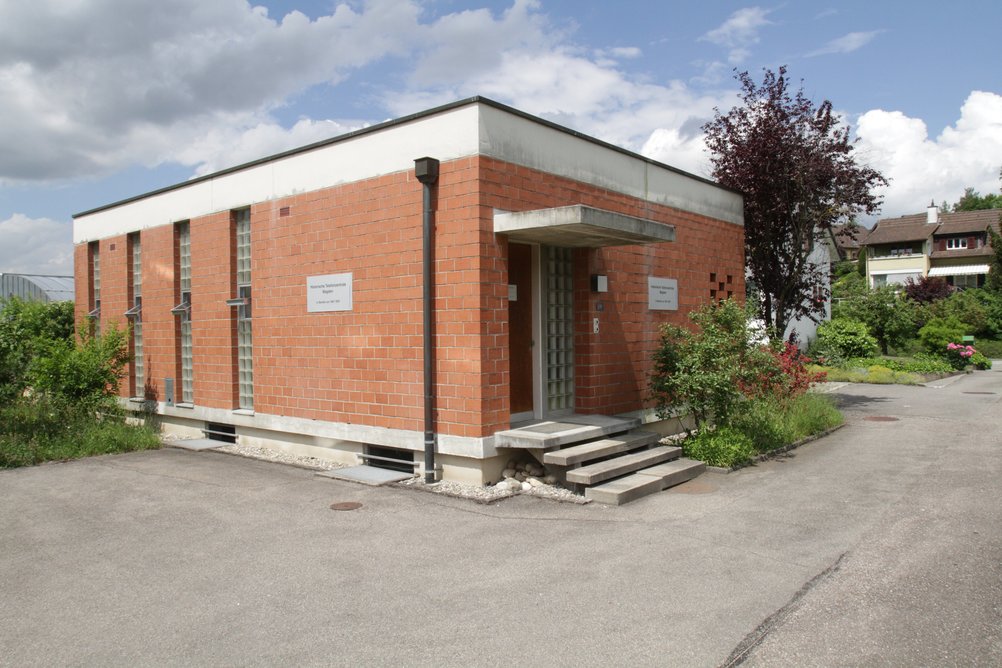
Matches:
[918,316,967,353]
[899,354,954,374]
[970,351,992,370]
[919,289,997,337]
[0,398,160,468]
[651,299,763,433]
[816,365,922,385]
[833,286,917,355]
[866,365,897,383]
[685,394,843,468]
[781,393,843,441]
[0,301,158,468]
[682,426,756,468]
[729,398,789,452]
[816,318,878,361]
[976,339,1002,359]
[29,325,130,410]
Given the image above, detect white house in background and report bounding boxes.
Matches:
[749,228,837,349]
[863,203,1000,288]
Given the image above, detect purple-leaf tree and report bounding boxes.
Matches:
[703,67,887,337]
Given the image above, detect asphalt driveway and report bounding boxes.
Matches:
[2,367,1001,667]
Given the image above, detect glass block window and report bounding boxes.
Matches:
[131,234,144,395]
[545,246,574,413]
[91,244,101,335]
[179,222,194,404]
[235,209,253,411]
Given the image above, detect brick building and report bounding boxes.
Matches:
[73,97,744,485]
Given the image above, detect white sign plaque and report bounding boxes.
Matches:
[307,273,353,312]
[648,276,678,311]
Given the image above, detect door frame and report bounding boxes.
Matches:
[509,243,543,423]
[509,243,576,423]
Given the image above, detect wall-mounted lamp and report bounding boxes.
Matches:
[590,274,608,293]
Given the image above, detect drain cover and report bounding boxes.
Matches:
[864,416,899,422]
[962,391,996,395]
[330,501,363,511]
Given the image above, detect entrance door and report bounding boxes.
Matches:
[508,243,534,417]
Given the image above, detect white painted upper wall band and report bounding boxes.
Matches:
[73,101,743,243]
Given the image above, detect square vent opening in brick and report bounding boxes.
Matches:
[205,422,236,443]
[363,445,414,473]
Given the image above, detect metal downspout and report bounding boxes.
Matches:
[414,157,440,483]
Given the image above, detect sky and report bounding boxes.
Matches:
[1,0,1001,275]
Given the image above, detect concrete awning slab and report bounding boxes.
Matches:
[494,205,675,247]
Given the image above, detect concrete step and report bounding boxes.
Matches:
[496,415,640,450]
[639,458,707,489]
[543,430,659,467]
[584,474,664,506]
[584,458,706,505]
[565,445,681,485]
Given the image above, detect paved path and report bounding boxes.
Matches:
[2,367,1000,667]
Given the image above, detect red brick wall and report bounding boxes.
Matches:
[475,156,745,421]
[73,243,90,329]
[137,224,178,405]
[189,212,238,407]
[74,153,743,439]
[82,235,131,399]
[243,159,489,437]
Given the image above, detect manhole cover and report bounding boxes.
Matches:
[962,391,996,395]
[864,416,900,422]
[330,501,363,511]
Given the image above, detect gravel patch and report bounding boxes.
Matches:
[214,443,348,471]
[163,436,347,471]
[396,476,590,505]
[166,437,589,505]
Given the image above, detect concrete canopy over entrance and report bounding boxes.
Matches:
[494,205,675,248]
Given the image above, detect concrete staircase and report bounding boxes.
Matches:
[495,416,705,505]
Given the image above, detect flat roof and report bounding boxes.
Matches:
[75,96,738,219]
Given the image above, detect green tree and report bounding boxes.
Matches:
[953,187,1002,211]
[834,286,916,355]
[987,224,1002,295]
[0,298,76,404]
[832,270,866,301]
[703,66,887,337]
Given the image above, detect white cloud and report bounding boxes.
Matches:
[0,0,423,183]
[807,30,884,57]
[599,46,643,60]
[856,91,1002,217]
[408,0,556,87]
[641,128,712,177]
[0,214,73,274]
[0,0,730,189]
[700,7,773,64]
[386,44,734,174]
